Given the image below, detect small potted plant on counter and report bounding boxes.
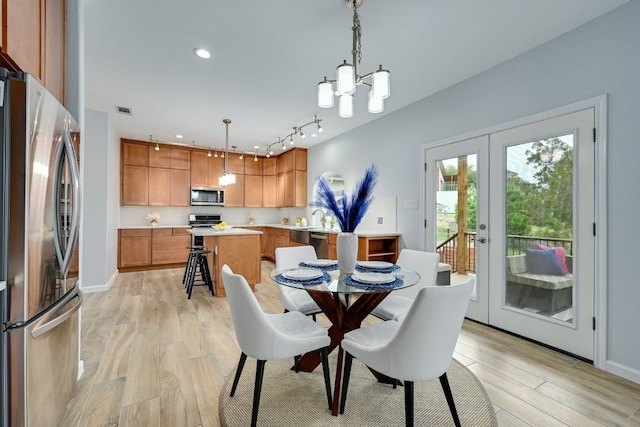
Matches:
[247,213,256,225]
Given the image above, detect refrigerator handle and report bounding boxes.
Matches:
[30,286,83,338]
[52,129,81,276]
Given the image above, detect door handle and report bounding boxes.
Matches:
[31,287,83,338]
[478,237,487,244]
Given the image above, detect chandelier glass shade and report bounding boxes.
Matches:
[317,0,390,117]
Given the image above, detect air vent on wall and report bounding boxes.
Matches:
[115,105,132,115]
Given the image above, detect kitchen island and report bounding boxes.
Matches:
[189,228,263,297]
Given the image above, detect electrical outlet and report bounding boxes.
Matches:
[377,217,383,224]
[404,199,418,210]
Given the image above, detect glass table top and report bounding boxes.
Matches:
[270,265,420,295]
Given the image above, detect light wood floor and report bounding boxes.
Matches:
[60,262,640,426]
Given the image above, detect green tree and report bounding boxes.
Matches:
[525,138,574,237]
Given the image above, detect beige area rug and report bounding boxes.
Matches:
[220,353,497,427]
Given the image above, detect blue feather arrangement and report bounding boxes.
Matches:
[311,164,379,233]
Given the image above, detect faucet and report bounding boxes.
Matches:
[312,209,329,228]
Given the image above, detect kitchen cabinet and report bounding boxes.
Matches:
[122,140,149,166]
[204,233,261,297]
[118,229,152,268]
[148,168,190,206]
[123,139,190,206]
[276,148,307,207]
[151,228,191,265]
[149,144,190,169]
[244,156,263,175]
[328,233,337,259]
[263,227,290,260]
[120,138,306,208]
[191,150,224,188]
[148,168,171,205]
[244,175,263,207]
[1,0,66,104]
[121,140,150,205]
[118,227,191,270]
[263,157,277,207]
[263,175,277,207]
[357,235,399,263]
[223,174,244,207]
[121,165,148,205]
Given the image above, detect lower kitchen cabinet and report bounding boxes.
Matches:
[151,228,191,265]
[357,235,399,263]
[118,227,191,270]
[118,229,152,268]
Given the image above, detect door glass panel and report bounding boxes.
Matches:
[504,135,574,323]
[435,154,478,297]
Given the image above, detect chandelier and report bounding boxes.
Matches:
[219,119,236,186]
[317,0,390,118]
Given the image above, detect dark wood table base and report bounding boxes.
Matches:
[293,291,397,416]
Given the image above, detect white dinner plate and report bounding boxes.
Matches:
[351,272,395,284]
[282,269,323,280]
[357,261,394,269]
[303,259,338,267]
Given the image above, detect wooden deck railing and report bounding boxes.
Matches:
[436,232,573,273]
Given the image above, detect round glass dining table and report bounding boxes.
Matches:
[270,264,420,416]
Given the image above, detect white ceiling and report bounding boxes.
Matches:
[84,0,627,154]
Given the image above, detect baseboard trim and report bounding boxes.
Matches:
[82,270,119,293]
[605,360,640,385]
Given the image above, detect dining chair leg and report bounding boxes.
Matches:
[230,353,247,397]
[339,351,354,414]
[404,380,414,427]
[439,373,461,427]
[320,348,332,410]
[251,359,267,427]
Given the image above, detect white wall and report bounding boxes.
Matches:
[308,1,640,382]
[83,110,117,291]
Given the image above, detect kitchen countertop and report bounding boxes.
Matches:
[188,228,262,236]
[119,223,398,237]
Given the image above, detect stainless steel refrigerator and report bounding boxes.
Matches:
[0,68,83,427]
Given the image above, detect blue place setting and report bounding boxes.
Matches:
[299,259,339,271]
[274,269,332,286]
[355,261,400,273]
[345,272,404,290]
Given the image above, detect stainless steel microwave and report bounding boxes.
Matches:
[191,187,225,206]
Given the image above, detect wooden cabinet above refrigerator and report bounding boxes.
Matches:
[0,0,67,105]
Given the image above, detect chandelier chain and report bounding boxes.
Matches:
[352,3,362,66]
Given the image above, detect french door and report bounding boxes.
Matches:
[425,109,595,360]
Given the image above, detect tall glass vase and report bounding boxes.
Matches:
[337,232,358,274]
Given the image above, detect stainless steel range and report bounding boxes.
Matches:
[189,214,222,246]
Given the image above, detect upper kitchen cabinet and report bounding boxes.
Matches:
[191,150,224,188]
[149,144,190,169]
[121,140,149,205]
[276,148,307,207]
[1,0,66,104]
[122,139,149,166]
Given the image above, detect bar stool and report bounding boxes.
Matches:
[183,245,204,286]
[185,248,214,299]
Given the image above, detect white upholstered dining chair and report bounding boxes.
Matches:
[369,249,440,321]
[275,245,323,320]
[221,264,333,427]
[340,277,474,427]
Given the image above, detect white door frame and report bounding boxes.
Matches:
[420,95,608,369]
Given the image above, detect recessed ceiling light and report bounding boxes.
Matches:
[193,48,211,59]
[253,145,260,149]
[176,134,183,139]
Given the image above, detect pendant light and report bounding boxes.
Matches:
[219,119,236,186]
[317,0,390,118]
